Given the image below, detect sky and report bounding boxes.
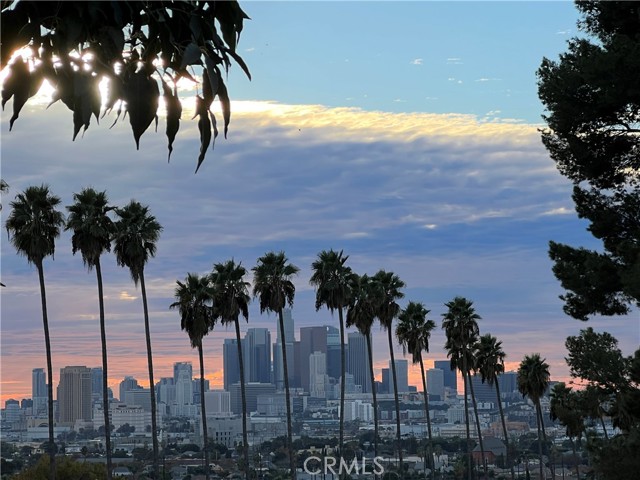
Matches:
[1,1,639,406]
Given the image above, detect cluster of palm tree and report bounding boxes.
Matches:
[6,185,162,480]
[7,187,556,480]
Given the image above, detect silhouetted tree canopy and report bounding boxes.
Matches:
[1,0,251,171]
[538,1,640,320]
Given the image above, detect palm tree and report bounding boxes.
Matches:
[170,273,215,480]
[346,274,380,459]
[397,301,436,478]
[252,252,299,480]
[475,334,514,480]
[210,259,251,480]
[66,188,115,480]
[549,383,584,480]
[310,249,357,455]
[112,200,162,479]
[517,354,550,480]
[372,270,405,474]
[6,185,64,480]
[442,296,483,480]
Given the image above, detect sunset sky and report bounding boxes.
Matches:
[1,1,638,405]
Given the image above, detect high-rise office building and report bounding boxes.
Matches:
[174,363,193,406]
[300,326,328,393]
[205,390,231,415]
[156,377,175,406]
[274,308,296,390]
[229,383,276,415]
[309,351,327,398]
[427,368,445,400]
[32,368,47,416]
[347,332,371,393]
[498,371,518,395]
[381,368,390,394]
[434,360,457,393]
[466,374,496,404]
[91,368,103,400]
[119,376,141,403]
[388,359,409,393]
[223,338,242,391]
[57,366,92,426]
[325,325,341,381]
[245,328,272,384]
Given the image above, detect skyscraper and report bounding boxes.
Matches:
[223,338,242,391]
[91,367,103,400]
[300,326,328,393]
[309,351,327,398]
[174,363,193,406]
[388,359,409,393]
[119,376,141,402]
[325,325,341,381]
[434,360,457,393]
[426,368,445,400]
[245,328,272,384]
[57,366,92,426]
[347,332,371,393]
[32,368,47,417]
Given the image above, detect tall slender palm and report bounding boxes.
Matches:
[475,334,514,480]
[112,200,162,479]
[396,301,436,478]
[6,185,64,480]
[210,260,251,480]
[170,273,215,480]
[549,383,583,480]
[442,296,483,480]
[66,188,115,480]
[346,274,380,459]
[517,354,550,480]
[252,252,299,480]
[372,270,405,474]
[310,249,357,455]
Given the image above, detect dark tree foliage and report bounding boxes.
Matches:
[537,1,640,320]
[1,1,250,171]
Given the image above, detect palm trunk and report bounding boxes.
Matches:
[278,309,296,480]
[461,358,471,480]
[494,380,515,480]
[365,332,379,459]
[198,343,210,480]
[419,355,434,478]
[95,260,112,480]
[535,402,544,480]
[234,318,249,480]
[536,401,552,479]
[338,308,346,457]
[139,272,159,480]
[467,372,487,479]
[387,327,403,474]
[36,260,56,480]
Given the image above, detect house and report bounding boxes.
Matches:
[471,436,507,465]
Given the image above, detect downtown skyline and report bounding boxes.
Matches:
[1,1,638,406]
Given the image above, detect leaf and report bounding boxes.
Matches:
[2,59,44,131]
[215,70,230,138]
[204,55,220,97]
[162,79,182,162]
[123,69,159,149]
[195,96,211,173]
[180,42,202,69]
[202,68,214,110]
[225,48,252,80]
[102,75,124,117]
